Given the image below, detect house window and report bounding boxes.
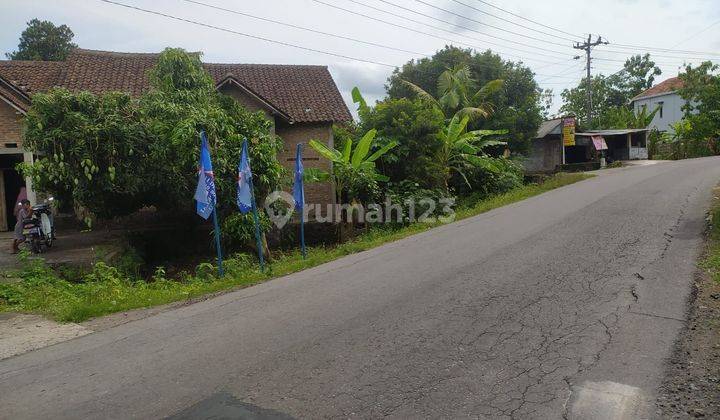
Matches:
[658,101,664,119]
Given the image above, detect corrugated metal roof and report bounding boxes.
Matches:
[576,128,649,136]
[535,118,563,138]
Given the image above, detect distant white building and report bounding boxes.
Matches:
[631,77,685,132]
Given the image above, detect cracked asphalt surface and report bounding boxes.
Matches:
[1,157,720,419]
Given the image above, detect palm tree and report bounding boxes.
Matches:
[402,64,503,120]
[433,115,508,192]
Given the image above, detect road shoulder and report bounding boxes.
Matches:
[656,189,720,418]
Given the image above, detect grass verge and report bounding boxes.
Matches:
[0,172,593,322]
[700,187,720,283]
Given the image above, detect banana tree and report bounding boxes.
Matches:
[309,129,398,205]
[433,114,508,192]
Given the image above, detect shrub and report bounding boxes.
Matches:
[385,180,453,224]
[453,157,524,199]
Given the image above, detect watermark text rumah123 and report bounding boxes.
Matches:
[263,191,455,229]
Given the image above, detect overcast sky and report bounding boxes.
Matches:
[1,0,718,117]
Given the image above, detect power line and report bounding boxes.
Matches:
[446,0,578,42]
[313,0,569,64]
[98,0,574,82]
[345,0,572,59]
[532,58,579,71]
[670,19,720,49]
[469,0,583,39]
[537,61,584,83]
[593,56,708,66]
[607,43,720,57]
[341,0,571,58]
[463,0,720,57]
[411,0,571,48]
[598,48,720,61]
[97,0,399,67]
[177,0,429,56]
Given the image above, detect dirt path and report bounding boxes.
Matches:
[0,313,91,360]
[656,272,720,418]
[656,199,720,418]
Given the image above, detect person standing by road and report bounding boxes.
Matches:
[11,199,32,254]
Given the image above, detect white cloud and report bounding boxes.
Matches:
[0,0,718,116]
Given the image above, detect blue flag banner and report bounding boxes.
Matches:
[237,140,253,214]
[237,138,265,270]
[293,143,304,211]
[194,131,216,220]
[293,143,306,259]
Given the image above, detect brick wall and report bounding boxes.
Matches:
[0,100,24,152]
[219,84,336,210]
[219,83,272,119]
[276,121,334,211]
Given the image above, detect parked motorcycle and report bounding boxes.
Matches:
[21,197,55,254]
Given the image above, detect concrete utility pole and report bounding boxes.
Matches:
[574,35,608,126]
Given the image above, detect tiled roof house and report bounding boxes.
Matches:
[0,49,352,230]
[630,77,686,133]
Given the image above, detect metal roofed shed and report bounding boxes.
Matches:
[576,128,650,161]
[527,119,650,173]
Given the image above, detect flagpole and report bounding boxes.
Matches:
[212,209,224,277]
[296,143,306,259]
[248,167,265,271]
[300,203,306,259]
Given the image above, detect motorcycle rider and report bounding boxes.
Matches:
[11,199,32,254]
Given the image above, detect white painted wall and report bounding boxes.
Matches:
[632,92,686,133]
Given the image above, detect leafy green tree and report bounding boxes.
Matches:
[559,75,611,128]
[22,90,149,218]
[359,97,445,187]
[139,48,284,213]
[561,54,661,128]
[22,48,284,224]
[7,19,77,61]
[678,61,720,155]
[387,46,543,154]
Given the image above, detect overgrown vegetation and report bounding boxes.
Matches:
[22,48,284,246]
[0,173,592,322]
[560,53,661,129]
[386,46,545,154]
[700,191,720,285]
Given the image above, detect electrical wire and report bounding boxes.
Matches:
[97,0,399,67]
[312,0,570,64]
[412,0,571,48]
[336,0,571,60]
[670,19,720,49]
[469,0,583,39]
[177,0,430,56]
[446,0,579,42]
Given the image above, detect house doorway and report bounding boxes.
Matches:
[0,154,24,231]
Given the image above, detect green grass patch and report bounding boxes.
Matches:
[0,172,593,322]
[700,189,720,284]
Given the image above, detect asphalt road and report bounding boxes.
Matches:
[2,157,720,419]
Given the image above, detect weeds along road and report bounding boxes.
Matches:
[2,157,720,419]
